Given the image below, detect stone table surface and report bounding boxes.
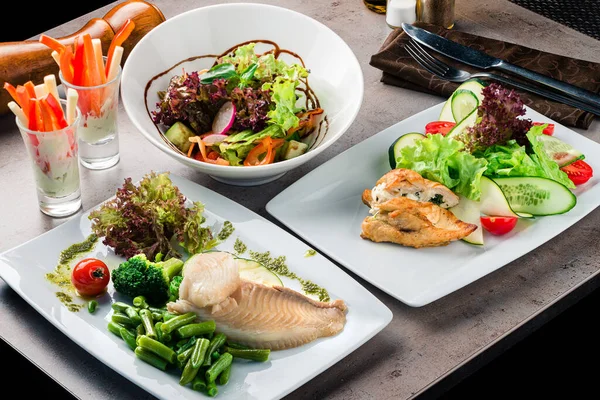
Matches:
[1,0,600,399]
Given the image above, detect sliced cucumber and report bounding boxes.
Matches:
[449,195,483,245]
[492,176,577,216]
[388,132,425,169]
[236,258,283,287]
[479,176,521,218]
[446,107,478,140]
[536,134,584,167]
[438,79,487,122]
[451,89,479,124]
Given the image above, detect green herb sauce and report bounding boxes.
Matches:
[217,221,234,241]
[59,233,99,264]
[233,238,247,255]
[46,233,99,313]
[248,249,330,302]
[304,249,317,258]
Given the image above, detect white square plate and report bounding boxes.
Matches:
[0,174,392,400]
[266,103,600,307]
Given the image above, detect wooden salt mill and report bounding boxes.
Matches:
[0,0,166,116]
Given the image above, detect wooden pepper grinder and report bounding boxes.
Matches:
[0,0,166,115]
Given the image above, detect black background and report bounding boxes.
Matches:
[1,1,599,399]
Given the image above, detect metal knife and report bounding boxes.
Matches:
[401,23,600,109]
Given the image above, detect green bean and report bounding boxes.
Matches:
[179,356,201,386]
[175,320,216,339]
[191,338,210,369]
[192,375,207,392]
[108,321,125,337]
[218,364,232,386]
[203,333,227,367]
[205,352,233,383]
[111,301,132,313]
[87,300,98,314]
[120,327,137,351]
[161,312,197,334]
[135,347,168,371]
[111,312,137,327]
[139,309,157,339]
[154,321,164,343]
[176,339,189,348]
[133,296,149,309]
[162,331,172,343]
[138,335,177,364]
[226,342,250,350]
[149,306,167,314]
[177,346,194,364]
[224,346,270,362]
[206,380,218,397]
[211,351,220,361]
[124,306,142,325]
[177,337,196,353]
[163,311,177,321]
[152,312,163,321]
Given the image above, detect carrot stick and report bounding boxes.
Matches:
[105,18,135,78]
[39,34,66,54]
[24,81,36,99]
[39,98,55,131]
[16,85,32,116]
[3,82,18,104]
[59,46,75,84]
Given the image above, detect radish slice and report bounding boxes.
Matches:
[212,101,236,135]
[202,134,228,145]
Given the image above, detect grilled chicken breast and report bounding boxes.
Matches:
[363,168,459,209]
[168,252,347,350]
[361,169,475,248]
[361,197,477,248]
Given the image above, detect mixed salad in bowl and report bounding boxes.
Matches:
[151,42,325,167]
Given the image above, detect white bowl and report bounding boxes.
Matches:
[121,2,363,186]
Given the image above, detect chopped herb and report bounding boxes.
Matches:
[59,233,98,264]
[217,221,235,241]
[429,194,444,206]
[233,238,247,255]
[304,249,317,258]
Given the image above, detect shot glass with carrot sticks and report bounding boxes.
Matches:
[3,77,82,217]
[40,18,135,170]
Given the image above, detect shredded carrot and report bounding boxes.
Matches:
[187,141,196,157]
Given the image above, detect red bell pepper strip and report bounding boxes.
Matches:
[105,18,135,78]
[39,98,56,131]
[23,81,36,99]
[45,93,68,129]
[72,36,86,86]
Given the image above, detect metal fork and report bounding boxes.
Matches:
[404,39,600,116]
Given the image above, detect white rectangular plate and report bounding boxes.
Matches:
[266,103,600,307]
[0,174,392,400]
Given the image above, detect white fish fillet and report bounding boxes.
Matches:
[168,252,347,350]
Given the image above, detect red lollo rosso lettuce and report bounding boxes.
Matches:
[460,83,532,152]
[151,70,272,134]
[88,171,214,260]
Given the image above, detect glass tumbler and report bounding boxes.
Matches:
[60,59,122,170]
[16,99,82,217]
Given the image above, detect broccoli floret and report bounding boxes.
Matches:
[111,253,184,305]
[169,275,184,300]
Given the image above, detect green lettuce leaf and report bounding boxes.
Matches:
[254,53,309,81]
[220,43,259,73]
[396,134,488,200]
[475,140,544,177]
[526,125,575,189]
[263,78,302,131]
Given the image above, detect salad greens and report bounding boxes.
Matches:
[395,83,576,201]
[152,42,324,166]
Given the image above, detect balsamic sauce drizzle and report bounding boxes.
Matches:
[144,40,328,157]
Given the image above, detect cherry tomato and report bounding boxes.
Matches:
[71,258,110,297]
[560,159,593,185]
[425,121,456,136]
[480,216,518,236]
[532,122,555,135]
